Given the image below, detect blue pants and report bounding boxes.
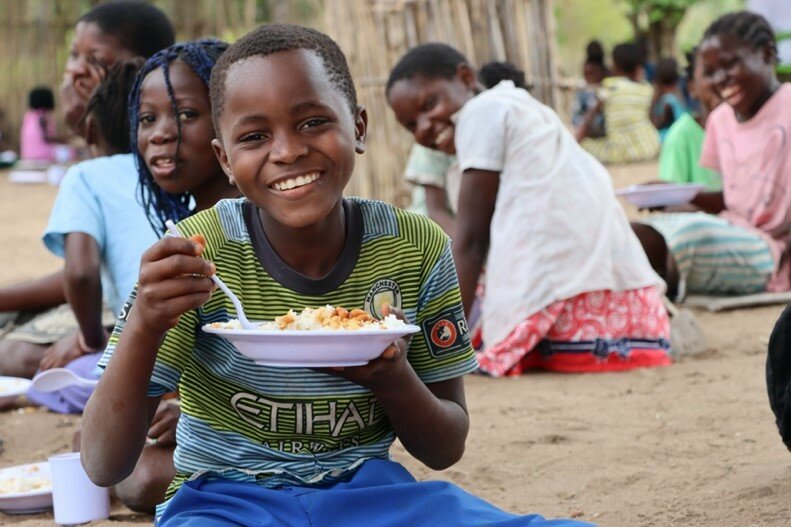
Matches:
[158,460,594,526]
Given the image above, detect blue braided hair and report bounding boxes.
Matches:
[129,38,229,236]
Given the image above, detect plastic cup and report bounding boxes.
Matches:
[48,452,110,525]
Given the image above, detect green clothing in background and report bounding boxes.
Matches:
[404,143,457,216]
[658,113,721,191]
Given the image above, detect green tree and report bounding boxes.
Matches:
[622,0,697,58]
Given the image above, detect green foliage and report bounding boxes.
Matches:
[622,0,697,23]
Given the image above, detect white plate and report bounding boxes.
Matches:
[615,183,704,208]
[202,324,422,367]
[0,462,53,514]
[0,376,31,406]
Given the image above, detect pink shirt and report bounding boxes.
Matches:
[20,109,57,162]
[701,84,791,292]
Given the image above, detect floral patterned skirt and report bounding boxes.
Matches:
[474,287,671,376]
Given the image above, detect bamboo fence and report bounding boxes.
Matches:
[0,0,289,151]
[0,0,563,206]
[323,0,562,205]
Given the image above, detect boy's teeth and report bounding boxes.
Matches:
[273,172,320,191]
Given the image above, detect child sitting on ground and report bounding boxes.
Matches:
[0,1,175,379]
[651,58,687,142]
[82,24,593,527]
[19,87,71,163]
[24,59,155,414]
[635,11,790,301]
[572,40,608,139]
[577,42,660,164]
[657,49,722,191]
[387,43,670,376]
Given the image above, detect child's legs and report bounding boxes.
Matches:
[158,478,309,527]
[114,442,176,514]
[645,213,774,296]
[631,222,680,299]
[0,340,46,379]
[0,304,80,378]
[71,427,176,514]
[302,460,595,527]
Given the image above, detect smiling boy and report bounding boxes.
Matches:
[81,24,593,526]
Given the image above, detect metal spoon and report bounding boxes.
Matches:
[30,368,99,392]
[165,220,257,330]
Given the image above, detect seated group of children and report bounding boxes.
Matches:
[2,3,791,526]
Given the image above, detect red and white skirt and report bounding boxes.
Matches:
[473,286,671,376]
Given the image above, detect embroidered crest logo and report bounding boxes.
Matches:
[364,279,402,319]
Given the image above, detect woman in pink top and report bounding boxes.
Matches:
[633,11,789,301]
[19,87,66,162]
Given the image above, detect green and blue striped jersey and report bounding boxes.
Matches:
[100,197,476,500]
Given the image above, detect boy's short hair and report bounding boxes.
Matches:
[79,0,175,59]
[478,61,527,90]
[385,43,468,95]
[655,58,679,86]
[612,43,642,75]
[29,87,54,110]
[209,23,357,134]
[84,58,143,153]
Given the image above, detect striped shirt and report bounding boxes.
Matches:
[582,77,660,164]
[99,197,476,506]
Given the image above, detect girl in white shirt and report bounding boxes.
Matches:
[387,43,671,376]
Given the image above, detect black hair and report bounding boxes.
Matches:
[385,42,468,95]
[83,58,143,154]
[79,0,175,59]
[702,10,778,63]
[28,87,54,110]
[612,43,642,75]
[478,61,527,90]
[586,40,606,65]
[655,57,679,86]
[129,39,229,236]
[210,23,357,135]
[684,48,697,81]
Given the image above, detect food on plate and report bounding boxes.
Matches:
[209,305,407,331]
[0,465,51,494]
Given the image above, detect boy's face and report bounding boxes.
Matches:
[387,66,477,155]
[137,61,218,196]
[213,50,366,230]
[700,34,775,118]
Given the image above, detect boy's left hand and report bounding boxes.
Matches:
[318,305,413,392]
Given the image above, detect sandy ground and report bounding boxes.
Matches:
[1,163,790,526]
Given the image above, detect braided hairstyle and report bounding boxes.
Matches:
[83,58,144,154]
[702,11,778,64]
[128,39,229,236]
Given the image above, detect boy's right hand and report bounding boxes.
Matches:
[134,236,215,334]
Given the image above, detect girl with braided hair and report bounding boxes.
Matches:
[129,38,238,237]
[636,11,790,302]
[69,39,238,515]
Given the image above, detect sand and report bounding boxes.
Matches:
[1,163,790,526]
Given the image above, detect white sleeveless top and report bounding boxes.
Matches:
[455,81,663,346]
